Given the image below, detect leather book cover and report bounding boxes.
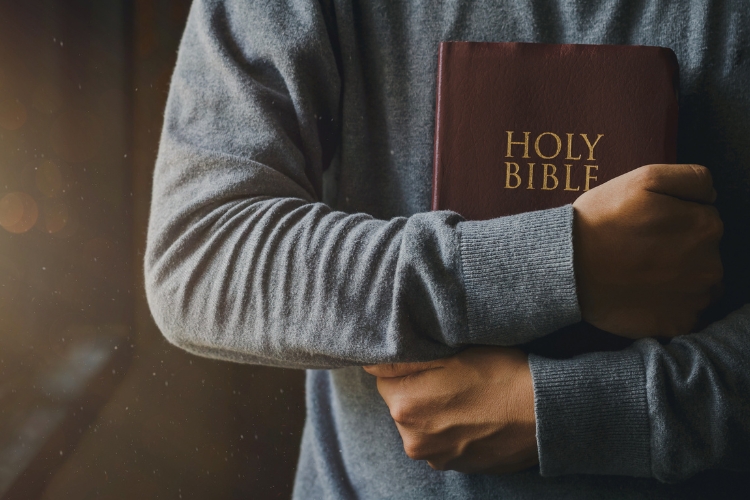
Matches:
[432,41,679,357]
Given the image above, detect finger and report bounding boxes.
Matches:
[374,375,401,405]
[363,360,442,378]
[374,365,442,411]
[374,376,423,424]
[638,164,717,204]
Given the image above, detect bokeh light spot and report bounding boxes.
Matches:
[36,160,64,197]
[0,192,39,233]
[42,200,69,233]
[32,83,64,114]
[50,109,101,163]
[0,99,27,130]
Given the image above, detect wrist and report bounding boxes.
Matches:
[512,357,537,427]
[502,355,539,466]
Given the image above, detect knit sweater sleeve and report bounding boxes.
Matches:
[143,0,580,369]
[531,303,750,482]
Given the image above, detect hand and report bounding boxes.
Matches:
[573,164,723,339]
[363,347,538,474]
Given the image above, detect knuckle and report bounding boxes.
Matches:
[689,164,712,185]
[706,260,724,283]
[698,293,712,310]
[639,163,659,177]
[389,397,416,425]
[427,460,447,471]
[403,440,427,461]
[707,211,724,239]
[690,292,712,312]
[693,205,723,239]
[389,404,407,424]
[635,164,659,187]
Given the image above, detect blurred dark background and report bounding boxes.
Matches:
[0,1,306,498]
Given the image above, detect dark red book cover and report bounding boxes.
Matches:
[432,41,679,218]
[432,41,680,357]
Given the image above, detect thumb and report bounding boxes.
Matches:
[639,164,717,204]
[363,360,443,378]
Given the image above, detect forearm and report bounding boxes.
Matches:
[144,0,581,369]
[146,144,580,368]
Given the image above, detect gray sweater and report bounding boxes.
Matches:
[145,0,750,497]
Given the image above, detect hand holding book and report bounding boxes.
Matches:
[365,164,723,476]
[367,41,725,478]
[430,41,722,356]
[573,163,723,339]
[364,346,538,475]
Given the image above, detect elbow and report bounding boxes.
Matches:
[143,222,266,364]
[143,220,212,356]
[144,250,193,351]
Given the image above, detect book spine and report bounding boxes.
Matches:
[431,42,446,211]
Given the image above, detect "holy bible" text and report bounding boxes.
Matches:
[503,131,604,192]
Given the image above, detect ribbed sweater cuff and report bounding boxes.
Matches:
[458,205,580,345]
[530,349,652,477]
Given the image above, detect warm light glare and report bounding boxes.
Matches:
[50,109,100,163]
[42,200,69,233]
[83,237,116,267]
[0,99,27,130]
[36,160,64,198]
[0,192,39,233]
[32,83,64,114]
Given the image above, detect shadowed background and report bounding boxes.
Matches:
[0,1,306,498]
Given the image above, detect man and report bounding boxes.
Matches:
[145,0,750,497]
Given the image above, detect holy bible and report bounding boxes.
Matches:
[431,41,680,357]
